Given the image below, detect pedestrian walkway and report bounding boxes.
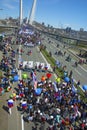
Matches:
[0,41,21,130]
[0,50,8,130]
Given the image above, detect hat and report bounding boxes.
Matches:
[50,115,54,119]
[56,108,60,112]
[83,120,85,123]
[58,88,61,91]
[38,110,40,113]
[40,113,42,116]
[71,105,74,108]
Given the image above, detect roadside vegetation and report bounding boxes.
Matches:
[40,45,64,78]
[40,45,87,103]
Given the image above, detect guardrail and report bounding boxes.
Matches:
[0,24,18,28]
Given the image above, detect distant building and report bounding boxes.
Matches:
[80,28,84,32]
[66,27,71,33]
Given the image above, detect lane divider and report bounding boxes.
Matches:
[37,46,57,78]
[18,44,24,130]
[39,46,85,92]
[21,115,24,130]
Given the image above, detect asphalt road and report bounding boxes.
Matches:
[12,43,56,130]
[41,34,87,86]
[1,31,56,130]
[5,31,87,130]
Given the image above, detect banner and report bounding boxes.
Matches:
[22,61,51,70]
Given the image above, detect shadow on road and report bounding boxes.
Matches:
[2,105,9,114]
[23,116,29,123]
[32,126,38,130]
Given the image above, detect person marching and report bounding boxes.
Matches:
[7,98,14,115]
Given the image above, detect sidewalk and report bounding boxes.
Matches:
[0,49,21,130]
[0,50,8,130]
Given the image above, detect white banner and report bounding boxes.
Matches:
[28,61,33,68]
[22,61,51,70]
[40,63,45,69]
[46,63,51,70]
[35,62,40,67]
[23,61,28,67]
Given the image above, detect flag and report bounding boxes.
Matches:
[22,101,27,109]
[34,81,37,90]
[72,84,77,93]
[32,71,37,82]
[53,82,58,92]
[8,99,14,108]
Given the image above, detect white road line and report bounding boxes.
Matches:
[49,43,87,73]
[79,65,87,73]
[43,35,85,92]
[51,44,56,48]
[18,44,22,80]
[72,59,75,62]
[50,46,53,49]
[74,79,85,92]
[21,115,24,130]
[37,47,57,78]
[18,44,24,130]
[75,69,81,76]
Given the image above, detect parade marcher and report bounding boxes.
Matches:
[7,98,14,115]
[21,100,27,114]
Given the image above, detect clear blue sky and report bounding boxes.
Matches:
[0,0,87,31]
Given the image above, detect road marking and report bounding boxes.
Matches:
[72,59,75,62]
[18,44,22,79]
[37,47,57,78]
[18,44,24,130]
[48,43,87,73]
[52,44,56,48]
[74,79,85,92]
[75,69,81,76]
[79,65,87,73]
[43,34,85,92]
[21,114,24,130]
[50,46,53,49]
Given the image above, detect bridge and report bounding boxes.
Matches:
[41,30,87,43]
[0,24,18,29]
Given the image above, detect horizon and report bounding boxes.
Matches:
[0,0,87,31]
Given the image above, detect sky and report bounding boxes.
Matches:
[0,0,87,31]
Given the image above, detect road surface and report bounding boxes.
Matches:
[41,33,87,86]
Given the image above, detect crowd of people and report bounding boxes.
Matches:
[0,26,87,130]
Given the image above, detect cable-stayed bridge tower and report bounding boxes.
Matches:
[20,0,23,25]
[29,0,37,25]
